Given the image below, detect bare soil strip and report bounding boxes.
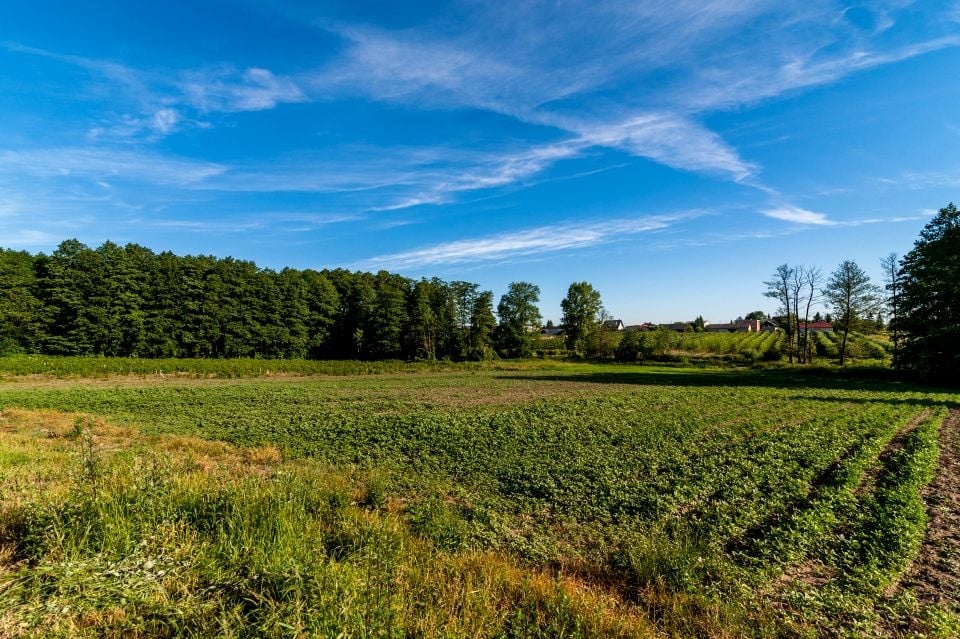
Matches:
[898,407,960,607]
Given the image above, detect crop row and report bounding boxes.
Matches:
[0,377,936,566]
[1,366,954,636]
[0,355,517,378]
[830,409,943,593]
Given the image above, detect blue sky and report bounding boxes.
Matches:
[2,1,959,323]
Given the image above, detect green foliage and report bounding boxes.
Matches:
[1,364,957,636]
[897,202,960,380]
[833,411,942,593]
[0,241,510,363]
[560,282,602,355]
[823,260,880,366]
[468,290,497,360]
[614,330,642,362]
[407,496,470,552]
[495,282,542,358]
[0,248,44,354]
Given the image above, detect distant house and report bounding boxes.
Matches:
[624,323,654,332]
[540,326,565,338]
[660,322,691,332]
[760,319,780,332]
[798,322,833,333]
[704,319,762,333]
[602,319,624,331]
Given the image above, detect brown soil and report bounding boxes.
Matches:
[0,372,622,410]
[898,408,960,607]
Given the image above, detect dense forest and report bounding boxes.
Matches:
[0,239,505,360]
[1,203,956,375]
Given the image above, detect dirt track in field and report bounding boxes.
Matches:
[0,372,636,411]
[900,408,960,607]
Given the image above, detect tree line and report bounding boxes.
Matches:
[0,239,556,361]
[1,203,956,376]
[762,202,959,378]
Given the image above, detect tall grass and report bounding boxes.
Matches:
[1,443,655,638]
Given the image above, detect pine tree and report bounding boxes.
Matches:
[896,203,960,379]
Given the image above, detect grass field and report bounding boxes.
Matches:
[1,361,958,637]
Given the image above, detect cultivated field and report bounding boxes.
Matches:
[0,361,957,637]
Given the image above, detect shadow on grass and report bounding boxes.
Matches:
[497,365,960,404]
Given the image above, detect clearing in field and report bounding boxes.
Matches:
[0,362,958,637]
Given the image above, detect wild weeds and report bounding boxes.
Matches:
[1,440,654,638]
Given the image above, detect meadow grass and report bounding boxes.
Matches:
[0,410,660,639]
[1,362,958,637]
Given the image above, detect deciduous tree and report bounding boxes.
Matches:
[880,252,901,370]
[823,260,879,366]
[799,267,822,364]
[560,281,602,355]
[468,291,496,360]
[495,282,542,358]
[764,264,796,363]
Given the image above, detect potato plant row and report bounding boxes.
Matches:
[1,366,955,635]
[0,377,935,565]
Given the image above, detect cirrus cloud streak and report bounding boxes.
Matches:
[355,213,697,270]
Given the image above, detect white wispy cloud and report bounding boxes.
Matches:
[138,220,260,233]
[304,22,758,181]
[178,66,305,112]
[150,108,180,134]
[949,0,960,22]
[355,213,695,270]
[762,206,835,225]
[684,36,960,111]
[0,228,61,248]
[884,168,960,189]
[0,147,227,185]
[293,2,958,193]
[568,113,755,180]
[133,211,362,234]
[5,43,305,141]
[365,140,588,209]
[759,205,934,229]
[5,1,959,215]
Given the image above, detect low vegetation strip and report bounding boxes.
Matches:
[731,408,918,580]
[0,355,535,380]
[1,364,958,637]
[825,409,945,594]
[770,410,959,637]
[902,409,960,607]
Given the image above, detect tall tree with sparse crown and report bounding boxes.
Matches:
[823,260,879,366]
